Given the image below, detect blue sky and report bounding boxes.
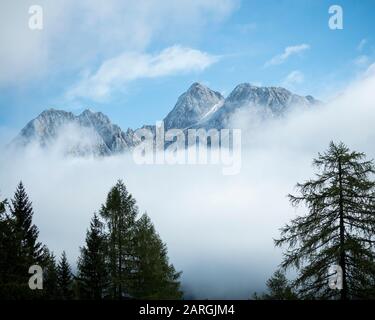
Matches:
[0,0,374,134]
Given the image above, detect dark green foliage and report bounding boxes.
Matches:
[0,180,183,300]
[99,180,183,299]
[257,270,297,300]
[0,197,12,298]
[0,183,44,299]
[10,182,43,264]
[276,142,375,299]
[100,180,138,299]
[41,249,59,299]
[132,214,183,299]
[77,213,108,299]
[57,251,74,299]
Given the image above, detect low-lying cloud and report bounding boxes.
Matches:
[1,64,375,299]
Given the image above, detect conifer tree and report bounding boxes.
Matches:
[42,249,59,299]
[276,142,375,299]
[1,182,44,298]
[11,182,43,265]
[132,214,183,299]
[100,180,138,299]
[57,251,74,299]
[261,270,297,300]
[77,213,108,299]
[0,197,13,298]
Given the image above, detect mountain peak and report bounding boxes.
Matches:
[188,82,207,91]
[12,82,320,156]
[81,108,95,115]
[163,83,224,130]
[40,108,73,116]
[13,108,136,155]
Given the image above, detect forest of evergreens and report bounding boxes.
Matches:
[1,142,374,300]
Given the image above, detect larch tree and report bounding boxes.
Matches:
[276,142,375,299]
[100,180,138,299]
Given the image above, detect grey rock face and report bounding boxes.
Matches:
[13,108,136,156]
[12,83,320,155]
[196,83,320,129]
[163,82,224,130]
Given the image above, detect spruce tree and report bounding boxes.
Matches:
[2,182,44,298]
[0,197,13,298]
[276,142,375,299]
[132,214,183,299]
[261,270,297,300]
[57,251,74,299]
[11,182,43,264]
[100,180,138,299]
[42,249,59,299]
[77,213,108,299]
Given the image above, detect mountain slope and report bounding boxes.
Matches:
[163,82,224,130]
[13,109,137,156]
[195,83,320,129]
[12,83,320,155]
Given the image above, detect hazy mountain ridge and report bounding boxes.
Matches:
[12,109,138,156]
[194,84,320,129]
[12,83,320,155]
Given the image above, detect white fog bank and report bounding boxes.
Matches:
[1,65,375,299]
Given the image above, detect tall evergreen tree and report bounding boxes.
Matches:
[57,251,74,300]
[255,270,297,300]
[100,180,138,299]
[42,249,59,299]
[11,182,43,265]
[276,142,375,299]
[132,214,183,299]
[77,213,108,299]
[0,196,13,298]
[0,182,44,298]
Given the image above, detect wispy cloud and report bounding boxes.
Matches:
[281,70,304,88]
[67,46,219,101]
[265,44,310,67]
[0,0,236,86]
[357,38,367,51]
[354,55,370,67]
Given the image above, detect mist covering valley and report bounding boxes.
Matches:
[1,66,375,299]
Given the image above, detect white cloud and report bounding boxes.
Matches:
[365,62,375,77]
[2,63,375,298]
[354,55,370,67]
[0,0,237,86]
[357,38,367,51]
[281,70,304,88]
[265,44,310,67]
[67,46,219,101]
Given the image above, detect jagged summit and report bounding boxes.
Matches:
[12,108,136,155]
[163,82,224,130]
[197,83,320,129]
[12,82,320,155]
